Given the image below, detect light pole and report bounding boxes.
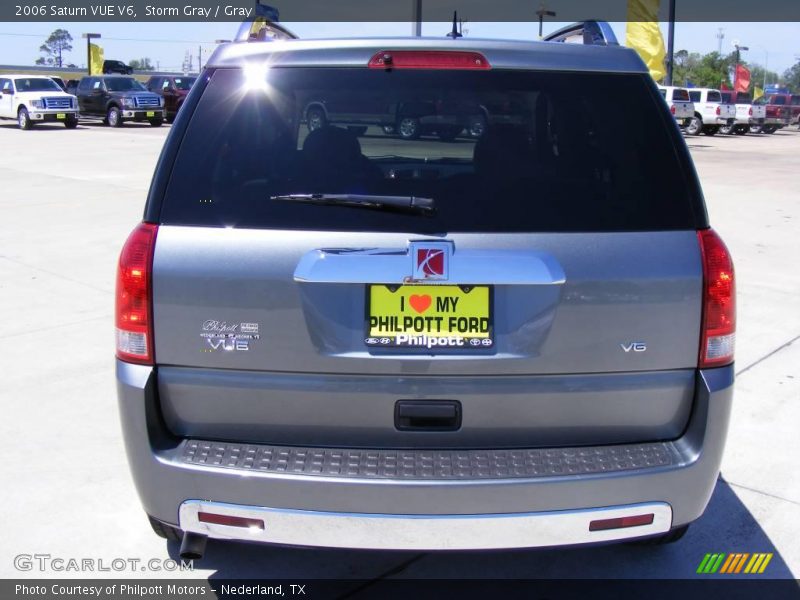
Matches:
[536,6,556,39]
[82,33,101,76]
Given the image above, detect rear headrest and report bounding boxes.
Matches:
[473,125,535,179]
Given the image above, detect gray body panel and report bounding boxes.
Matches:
[117,360,733,529]
[158,367,694,448]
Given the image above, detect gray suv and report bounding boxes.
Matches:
[115,21,735,559]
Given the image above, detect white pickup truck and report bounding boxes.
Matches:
[719,90,766,135]
[685,88,736,136]
[657,86,695,129]
[0,74,79,130]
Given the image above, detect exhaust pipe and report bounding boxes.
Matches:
[180,532,207,560]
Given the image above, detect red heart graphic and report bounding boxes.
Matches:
[409,294,432,314]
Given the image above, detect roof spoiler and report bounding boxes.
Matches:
[543,20,619,46]
[234,2,299,42]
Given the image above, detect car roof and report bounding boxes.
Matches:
[2,74,61,79]
[207,37,648,74]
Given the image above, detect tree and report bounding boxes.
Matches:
[38,29,73,68]
[128,58,154,71]
[783,61,800,92]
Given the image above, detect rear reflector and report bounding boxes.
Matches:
[369,50,490,70]
[698,229,736,368]
[115,222,158,364]
[589,513,654,531]
[198,512,265,530]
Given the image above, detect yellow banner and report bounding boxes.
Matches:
[754,86,764,100]
[626,0,666,81]
[89,42,104,76]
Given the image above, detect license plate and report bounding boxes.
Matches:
[56,113,66,119]
[147,111,155,117]
[366,285,493,349]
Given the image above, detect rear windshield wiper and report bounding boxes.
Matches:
[269,193,435,215]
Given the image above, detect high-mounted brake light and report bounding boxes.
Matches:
[116,222,158,364]
[698,229,736,368]
[368,50,490,70]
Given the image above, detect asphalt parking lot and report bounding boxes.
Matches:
[0,120,798,581]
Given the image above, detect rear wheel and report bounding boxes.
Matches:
[148,515,182,541]
[468,115,487,138]
[734,125,748,136]
[107,106,123,128]
[703,126,719,136]
[306,106,327,132]
[762,125,777,134]
[749,124,764,134]
[382,124,396,135]
[397,116,421,140]
[631,524,690,546]
[149,118,163,127]
[719,123,734,135]
[685,115,703,136]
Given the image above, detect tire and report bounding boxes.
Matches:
[630,524,690,546]
[64,117,78,129]
[148,515,182,541]
[762,125,777,134]
[685,115,703,136]
[719,123,735,135]
[734,125,748,136]
[107,106,123,128]
[149,118,163,127]
[17,107,33,130]
[397,116,421,140]
[382,125,395,135]
[749,124,764,134]
[468,115,487,138]
[703,126,719,136]
[166,113,176,124]
[306,106,327,132]
[347,125,368,136]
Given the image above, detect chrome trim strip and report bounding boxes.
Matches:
[179,500,672,550]
[294,244,566,285]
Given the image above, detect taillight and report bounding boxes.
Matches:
[116,222,158,364]
[670,104,676,115]
[716,106,721,115]
[368,50,490,70]
[698,229,735,368]
[748,106,753,116]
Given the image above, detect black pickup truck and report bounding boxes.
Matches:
[74,75,164,127]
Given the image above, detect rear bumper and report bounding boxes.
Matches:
[117,361,734,549]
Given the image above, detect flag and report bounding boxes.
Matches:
[735,64,751,93]
[721,82,731,91]
[754,86,764,101]
[89,42,104,76]
[626,0,666,81]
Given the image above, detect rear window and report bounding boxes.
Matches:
[736,93,752,103]
[159,67,698,233]
[707,91,722,103]
[689,91,701,102]
[721,92,732,103]
[672,88,690,101]
[771,96,787,105]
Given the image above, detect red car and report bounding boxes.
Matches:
[754,94,797,133]
[145,75,197,123]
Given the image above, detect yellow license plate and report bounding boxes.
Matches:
[147,111,155,117]
[367,285,493,349]
[56,113,66,119]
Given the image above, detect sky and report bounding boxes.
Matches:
[0,21,797,75]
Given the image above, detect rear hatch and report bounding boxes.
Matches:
[149,59,706,449]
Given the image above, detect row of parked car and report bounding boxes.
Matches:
[0,73,196,129]
[658,85,800,135]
